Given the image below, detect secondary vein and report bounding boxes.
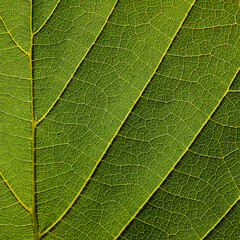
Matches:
[0,16,29,55]
[33,0,61,35]
[0,172,31,212]
[35,0,118,126]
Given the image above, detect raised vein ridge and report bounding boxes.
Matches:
[0,16,29,55]
[33,0,61,35]
[0,172,31,212]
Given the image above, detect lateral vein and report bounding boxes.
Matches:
[0,16,29,55]
[36,0,118,125]
[0,172,31,213]
[33,0,61,35]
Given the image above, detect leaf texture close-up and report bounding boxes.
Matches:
[0,0,240,239]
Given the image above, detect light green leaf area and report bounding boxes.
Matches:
[0,0,240,239]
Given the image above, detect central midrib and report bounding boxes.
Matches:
[29,0,39,239]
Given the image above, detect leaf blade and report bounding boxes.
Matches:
[1,0,240,239]
[35,0,201,234]
[118,71,240,239]
[39,1,240,239]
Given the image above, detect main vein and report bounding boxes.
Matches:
[29,1,39,239]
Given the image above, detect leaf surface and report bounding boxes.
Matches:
[0,0,240,239]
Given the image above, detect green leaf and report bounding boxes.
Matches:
[0,0,240,239]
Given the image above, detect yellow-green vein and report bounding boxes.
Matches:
[228,90,240,92]
[114,66,240,239]
[33,0,61,35]
[0,172,31,212]
[0,16,29,55]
